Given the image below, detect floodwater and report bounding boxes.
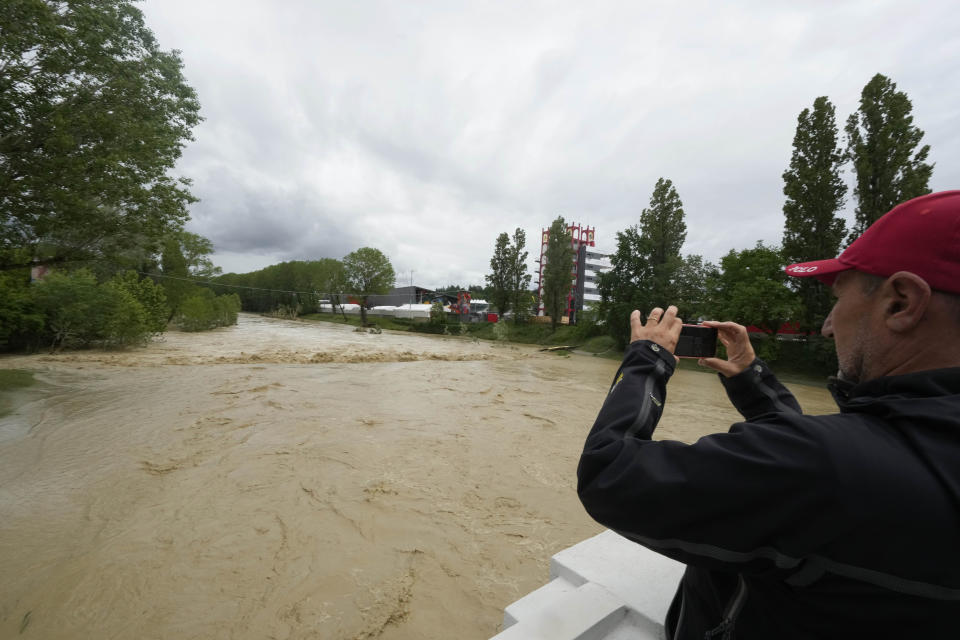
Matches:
[0,314,837,639]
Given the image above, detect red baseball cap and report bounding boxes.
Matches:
[785,190,960,293]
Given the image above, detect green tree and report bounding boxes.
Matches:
[178,289,216,331]
[429,300,446,325]
[2,268,170,351]
[541,217,574,332]
[435,284,488,296]
[174,231,221,278]
[108,270,168,334]
[641,178,686,266]
[160,237,193,320]
[673,254,718,323]
[0,271,43,349]
[845,73,933,240]
[102,286,149,346]
[485,232,512,317]
[211,258,346,316]
[712,242,800,359]
[597,226,647,348]
[178,288,239,331]
[343,247,396,327]
[782,96,848,332]
[640,178,687,306]
[309,258,347,319]
[598,178,688,347]
[31,269,103,349]
[508,228,532,324]
[327,262,349,320]
[31,268,156,349]
[0,0,202,271]
[468,284,489,299]
[485,229,531,322]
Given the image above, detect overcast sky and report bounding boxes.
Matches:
[140,0,960,288]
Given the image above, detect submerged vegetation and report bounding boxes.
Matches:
[0,369,36,418]
[0,259,241,352]
[177,290,241,332]
[300,311,596,346]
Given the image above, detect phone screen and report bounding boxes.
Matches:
[675,325,718,358]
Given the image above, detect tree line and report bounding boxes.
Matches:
[211,247,396,327]
[1,2,241,351]
[482,73,933,373]
[0,2,403,348]
[595,73,932,369]
[0,230,243,351]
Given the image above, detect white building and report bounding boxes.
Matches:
[581,248,613,311]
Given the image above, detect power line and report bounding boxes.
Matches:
[135,270,323,296]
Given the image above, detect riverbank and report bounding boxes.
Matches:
[297,311,605,349]
[297,312,829,387]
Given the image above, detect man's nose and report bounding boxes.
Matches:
[821,309,834,338]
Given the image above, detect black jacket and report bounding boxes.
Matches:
[577,340,960,639]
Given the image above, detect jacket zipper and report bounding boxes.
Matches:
[703,574,748,640]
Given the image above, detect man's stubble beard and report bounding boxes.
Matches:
[836,316,875,384]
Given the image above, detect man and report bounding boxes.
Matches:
[577,191,960,639]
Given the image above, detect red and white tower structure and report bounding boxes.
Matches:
[536,223,600,324]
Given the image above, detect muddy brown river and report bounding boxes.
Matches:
[0,314,837,639]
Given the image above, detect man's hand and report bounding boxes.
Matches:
[630,306,682,357]
[697,320,756,377]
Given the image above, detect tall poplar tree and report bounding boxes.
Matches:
[598,178,688,347]
[597,225,647,348]
[639,177,687,308]
[485,232,512,317]
[846,74,933,240]
[507,228,531,324]
[640,178,687,266]
[541,217,574,332]
[782,96,847,331]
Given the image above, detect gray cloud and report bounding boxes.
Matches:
[142,0,960,287]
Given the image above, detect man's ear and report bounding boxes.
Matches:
[883,271,931,332]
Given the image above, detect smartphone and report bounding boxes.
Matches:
[675,324,718,358]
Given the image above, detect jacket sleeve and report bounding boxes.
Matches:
[718,358,802,419]
[577,343,840,575]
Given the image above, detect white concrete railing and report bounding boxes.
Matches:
[492,530,684,640]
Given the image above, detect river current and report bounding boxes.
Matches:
[0,314,835,639]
